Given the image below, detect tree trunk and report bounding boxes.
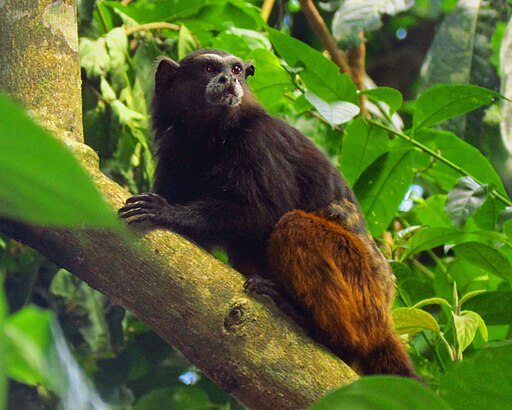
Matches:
[0,1,358,409]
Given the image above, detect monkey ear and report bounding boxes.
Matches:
[244,60,255,78]
[155,57,180,88]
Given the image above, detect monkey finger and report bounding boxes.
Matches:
[118,208,155,220]
[126,213,157,224]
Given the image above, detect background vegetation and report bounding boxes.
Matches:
[1,0,512,408]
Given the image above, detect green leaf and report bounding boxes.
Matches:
[412,84,499,133]
[453,311,480,354]
[361,87,403,115]
[415,128,507,195]
[0,94,119,228]
[178,25,198,60]
[440,344,512,410]
[310,376,451,410]
[412,297,452,310]
[305,91,359,126]
[467,197,505,231]
[402,227,468,259]
[459,289,486,306]
[246,48,295,114]
[392,307,440,336]
[4,306,54,385]
[267,27,358,104]
[454,242,512,283]
[445,176,490,228]
[463,291,512,325]
[412,195,452,228]
[354,149,415,237]
[340,118,390,186]
[104,27,128,73]
[79,37,110,78]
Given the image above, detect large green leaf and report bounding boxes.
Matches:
[266,28,358,104]
[402,228,467,259]
[415,128,507,195]
[309,376,451,410]
[0,94,119,228]
[412,84,499,134]
[453,311,487,355]
[4,306,53,386]
[340,118,390,186]
[354,149,415,237]
[135,386,211,410]
[440,344,512,410]
[453,242,512,283]
[463,291,512,325]
[246,48,295,114]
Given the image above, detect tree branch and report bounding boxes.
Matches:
[0,1,357,409]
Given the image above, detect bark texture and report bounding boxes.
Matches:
[0,1,358,409]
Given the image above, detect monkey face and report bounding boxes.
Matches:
[200,54,248,108]
[155,50,255,110]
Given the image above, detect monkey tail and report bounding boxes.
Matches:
[268,209,419,378]
[359,332,418,379]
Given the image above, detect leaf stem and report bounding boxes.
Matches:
[367,119,512,207]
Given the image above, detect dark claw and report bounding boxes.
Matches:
[244,275,282,299]
[118,193,169,223]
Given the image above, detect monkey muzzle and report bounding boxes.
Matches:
[205,75,244,107]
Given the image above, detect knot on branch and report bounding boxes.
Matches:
[224,298,254,333]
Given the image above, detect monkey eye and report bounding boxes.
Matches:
[231,64,243,75]
[204,63,216,74]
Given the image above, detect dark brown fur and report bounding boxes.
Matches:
[119,49,416,377]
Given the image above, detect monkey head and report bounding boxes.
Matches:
[154,49,255,123]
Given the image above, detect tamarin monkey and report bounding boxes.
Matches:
[119,49,417,378]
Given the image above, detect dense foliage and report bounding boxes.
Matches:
[1,0,512,409]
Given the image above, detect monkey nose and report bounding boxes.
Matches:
[219,75,228,84]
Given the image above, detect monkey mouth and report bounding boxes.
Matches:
[206,83,243,107]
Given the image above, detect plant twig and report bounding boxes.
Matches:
[262,0,276,22]
[297,0,352,76]
[125,22,180,36]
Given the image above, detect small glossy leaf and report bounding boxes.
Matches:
[467,197,505,231]
[0,95,119,228]
[445,176,490,228]
[467,311,488,342]
[440,344,512,409]
[454,242,512,283]
[453,311,483,354]
[412,298,452,310]
[267,27,358,104]
[305,91,360,126]
[412,84,499,133]
[340,117,390,186]
[354,149,415,237]
[361,87,403,114]
[463,291,512,325]
[459,289,486,307]
[310,376,450,410]
[392,307,440,336]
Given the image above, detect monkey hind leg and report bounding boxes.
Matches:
[268,210,417,378]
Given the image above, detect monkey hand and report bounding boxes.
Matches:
[118,193,174,225]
